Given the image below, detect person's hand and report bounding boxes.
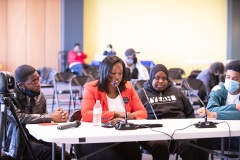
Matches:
[114,111,125,119]
[127,112,136,120]
[197,107,217,118]
[50,108,69,122]
[110,117,124,124]
[197,107,206,117]
[114,111,136,119]
[236,104,240,110]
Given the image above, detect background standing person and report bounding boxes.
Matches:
[103,44,116,56]
[74,56,147,160]
[196,61,225,96]
[123,48,149,81]
[137,64,200,160]
[2,64,71,160]
[197,60,240,160]
[68,43,88,75]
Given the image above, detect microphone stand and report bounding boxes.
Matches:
[113,82,136,130]
[142,88,158,120]
[184,82,217,128]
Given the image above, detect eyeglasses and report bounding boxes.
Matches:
[154,76,167,81]
[24,76,42,85]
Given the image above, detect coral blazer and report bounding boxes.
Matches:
[81,80,147,122]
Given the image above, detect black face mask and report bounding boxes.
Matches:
[24,87,40,98]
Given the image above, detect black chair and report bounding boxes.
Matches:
[58,50,69,72]
[168,70,183,80]
[88,70,99,81]
[181,78,207,106]
[69,75,89,114]
[82,66,99,81]
[52,72,77,111]
[169,68,185,76]
[188,70,202,79]
[69,110,82,159]
[133,80,146,91]
[82,66,99,76]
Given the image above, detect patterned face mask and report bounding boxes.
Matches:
[224,79,240,93]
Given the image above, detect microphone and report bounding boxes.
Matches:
[142,88,158,120]
[111,81,136,130]
[183,81,217,128]
[57,120,81,130]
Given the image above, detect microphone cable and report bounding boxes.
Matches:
[215,121,231,160]
[142,88,174,154]
[168,121,231,159]
[146,127,175,156]
[169,123,197,154]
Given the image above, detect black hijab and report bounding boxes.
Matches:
[149,64,169,83]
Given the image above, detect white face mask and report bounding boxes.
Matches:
[106,48,112,52]
[126,58,134,65]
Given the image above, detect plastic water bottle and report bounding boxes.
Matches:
[93,100,102,127]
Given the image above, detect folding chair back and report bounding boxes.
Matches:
[134,80,147,91]
[88,70,99,81]
[181,78,207,106]
[52,72,76,111]
[188,70,202,79]
[169,68,185,75]
[69,76,89,113]
[69,110,82,122]
[168,70,182,79]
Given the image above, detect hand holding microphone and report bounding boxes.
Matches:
[57,120,81,130]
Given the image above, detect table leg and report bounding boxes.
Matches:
[221,137,224,160]
[52,143,55,160]
[62,144,66,160]
[238,138,240,160]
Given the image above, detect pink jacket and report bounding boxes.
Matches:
[81,80,147,122]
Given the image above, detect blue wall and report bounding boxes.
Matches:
[227,0,240,59]
[61,0,84,52]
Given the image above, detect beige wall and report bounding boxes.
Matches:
[84,0,227,75]
[0,0,228,75]
[0,0,61,73]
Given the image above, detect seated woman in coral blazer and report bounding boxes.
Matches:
[74,55,147,160]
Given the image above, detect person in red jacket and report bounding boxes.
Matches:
[68,43,87,75]
[74,56,147,160]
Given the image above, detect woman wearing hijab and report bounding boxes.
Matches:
[137,64,200,160]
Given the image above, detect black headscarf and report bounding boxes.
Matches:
[149,64,169,83]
